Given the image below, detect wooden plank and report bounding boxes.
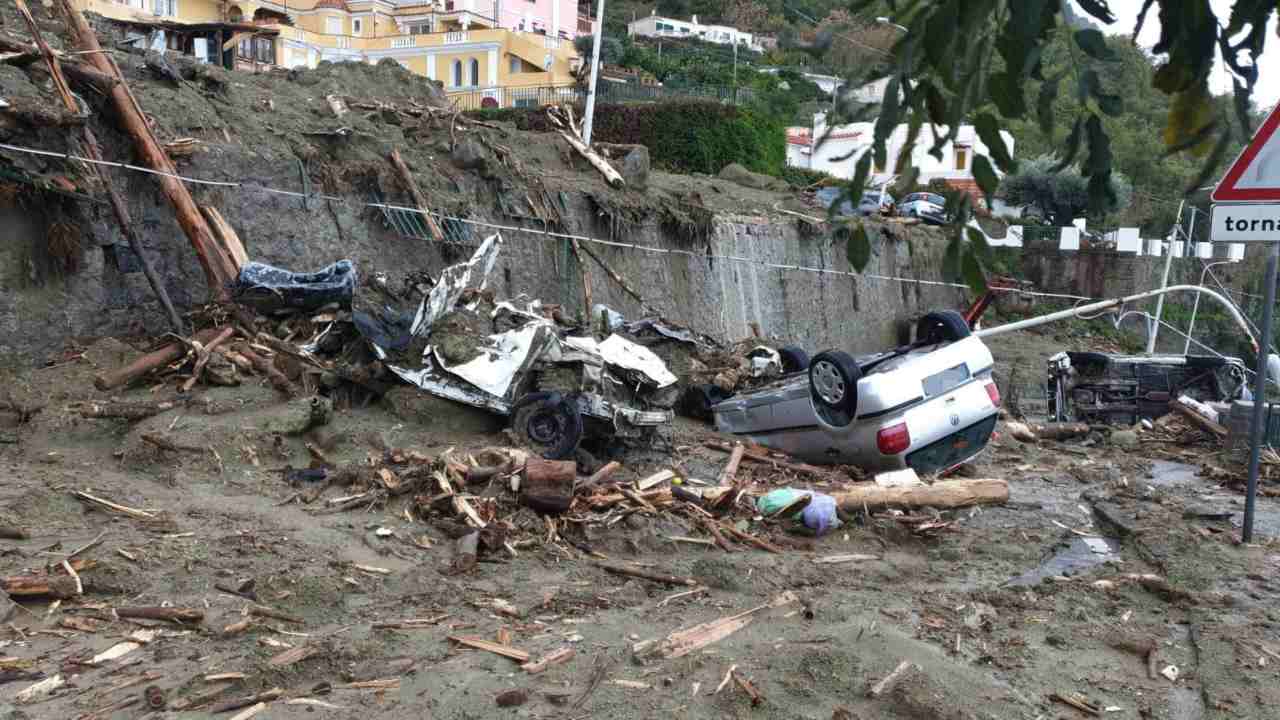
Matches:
[448,635,530,662]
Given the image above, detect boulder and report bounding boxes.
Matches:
[717,162,786,191]
[383,387,505,434]
[451,139,488,174]
[259,395,333,436]
[622,146,650,190]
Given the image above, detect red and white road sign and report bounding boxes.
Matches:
[1213,102,1280,202]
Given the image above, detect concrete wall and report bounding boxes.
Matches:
[0,163,966,368]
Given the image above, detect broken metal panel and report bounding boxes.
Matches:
[432,322,550,401]
[411,232,501,336]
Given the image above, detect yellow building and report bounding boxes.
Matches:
[74,0,588,108]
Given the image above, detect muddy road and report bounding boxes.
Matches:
[1,332,1278,720]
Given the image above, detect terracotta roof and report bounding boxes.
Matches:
[315,0,350,11]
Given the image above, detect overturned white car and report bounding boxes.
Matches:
[713,311,1001,474]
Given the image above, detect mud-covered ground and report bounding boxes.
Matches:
[1,325,1278,720]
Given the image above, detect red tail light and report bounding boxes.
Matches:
[985,381,1001,407]
[877,422,911,455]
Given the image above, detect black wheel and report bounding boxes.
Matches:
[809,350,861,427]
[778,345,810,373]
[680,384,731,421]
[511,392,582,460]
[916,310,971,344]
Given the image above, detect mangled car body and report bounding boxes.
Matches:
[1047,351,1248,425]
[713,311,1002,474]
[353,234,677,458]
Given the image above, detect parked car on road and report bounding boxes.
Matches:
[898,192,948,225]
[814,187,895,218]
[712,311,1001,474]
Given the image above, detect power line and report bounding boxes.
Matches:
[0,138,1100,303]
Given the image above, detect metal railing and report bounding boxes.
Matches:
[446,81,757,111]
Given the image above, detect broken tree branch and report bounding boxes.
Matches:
[598,563,697,587]
[388,149,444,242]
[831,479,1009,512]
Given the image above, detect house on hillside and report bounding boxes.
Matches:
[786,113,1016,202]
[74,0,590,108]
[627,12,764,53]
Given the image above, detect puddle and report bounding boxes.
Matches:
[1004,536,1120,587]
[1146,460,1202,487]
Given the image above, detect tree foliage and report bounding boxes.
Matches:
[830,0,1277,292]
[999,154,1131,226]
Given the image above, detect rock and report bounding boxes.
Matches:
[0,703,29,720]
[0,589,15,624]
[259,395,332,436]
[451,139,488,173]
[717,162,786,191]
[622,146,650,190]
[1110,429,1140,448]
[383,387,505,434]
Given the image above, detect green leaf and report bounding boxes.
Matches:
[966,226,992,262]
[925,83,947,126]
[1051,117,1084,173]
[942,235,962,281]
[1083,114,1115,213]
[974,113,1017,174]
[873,76,903,171]
[1184,126,1235,196]
[1163,81,1216,155]
[847,222,872,272]
[1036,72,1064,137]
[1095,90,1123,116]
[1074,0,1117,24]
[961,244,988,294]
[989,71,1027,118]
[972,155,1000,210]
[1073,29,1117,61]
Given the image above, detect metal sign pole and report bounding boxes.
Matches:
[1244,241,1279,543]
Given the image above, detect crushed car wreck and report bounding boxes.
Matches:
[1047,351,1248,425]
[352,234,678,459]
[713,311,1001,473]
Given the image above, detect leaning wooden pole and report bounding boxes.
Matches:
[53,0,238,300]
[14,0,184,331]
[387,149,444,242]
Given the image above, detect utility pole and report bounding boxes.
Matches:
[582,0,605,145]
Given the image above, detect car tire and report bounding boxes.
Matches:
[809,350,861,427]
[511,392,583,460]
[778,346,810,373]
[916,310,971,345]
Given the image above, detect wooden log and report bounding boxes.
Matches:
[711,444,746,512]
[831,479,1009,512]
[200,207,249,272]
[598,563,697,587]
[448,635,530,662]
[0,526,29,540]
[1,574,78,598]
[520,458,576,514]
[181,326,236,392]
[1169,400,1229,439]
[867,660,914,698]
[703,440,834,478]
[522,647,575,674]
[558,130,624,187]
[208,688,283,714]
[237,347,296,397]
[82,128,184,332]
[575,240,648,309]
[568,238,593,323]
[579,460,621,491]
[387,149,444,242]
[115,606,205,624]
[1005,421,1091,442]
[54,0,239,299]
[93,327,224,391]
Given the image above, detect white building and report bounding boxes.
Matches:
[627,13,763,53]
[786,113,1016,197]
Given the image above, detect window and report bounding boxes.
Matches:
[509,56,521,74]
[152,0,175,16]
[469,58,479,86]
[353,18,363,35]
[325,16,342,35]
[254,37,274,63]
[452,59,463,87]
[954,146,969,170]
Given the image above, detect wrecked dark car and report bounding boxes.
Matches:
[1047,351,1248,425]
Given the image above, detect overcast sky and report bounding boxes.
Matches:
[1092,0,1280,111]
